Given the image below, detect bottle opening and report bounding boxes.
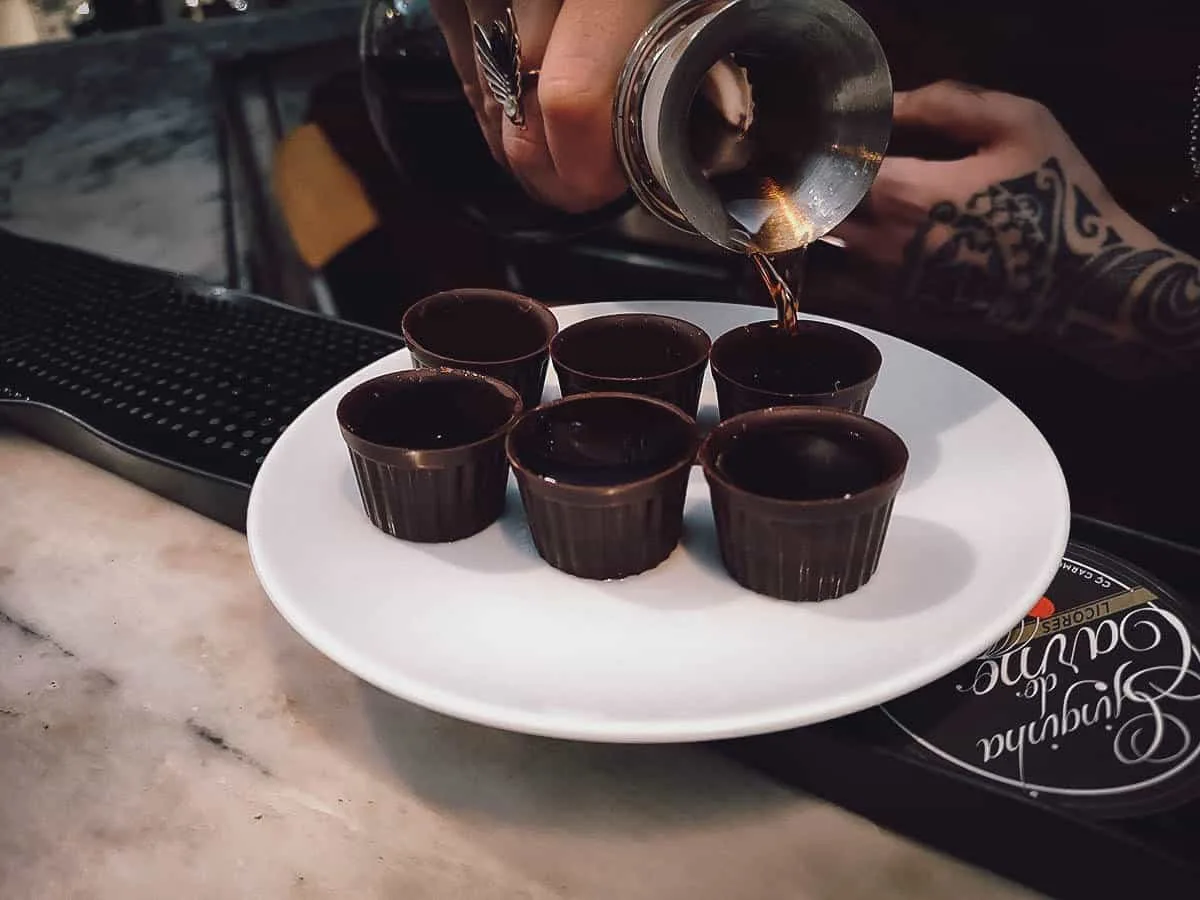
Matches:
[623,0,892,255]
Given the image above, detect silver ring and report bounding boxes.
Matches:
[473,7,531,128]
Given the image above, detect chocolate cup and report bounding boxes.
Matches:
[506,392,699,580]
[709,320,882,421]
[550,314,711,416]
[401,289,558,409]
[698,407,908,602]
[337,368,522,543]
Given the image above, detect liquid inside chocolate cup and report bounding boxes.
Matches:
[712,320,880,395]
[339,371,519,451]
[402,290,558,409]
[337,369,522,544]
[551,314,711,416]
[710,320,882,418]
[552,314,710,380]
[713,419,902,501]
[699,406,908,601]
[402,290,558,364]
[507,392,698,580]
[509,393,696,487]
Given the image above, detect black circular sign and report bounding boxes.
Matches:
[883,543,1200,818]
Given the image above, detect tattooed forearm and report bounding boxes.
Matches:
[898,157,1200,378]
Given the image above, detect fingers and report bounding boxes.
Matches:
[434,0,661,213]
[498,0,565,206]
[841,84,1076,269]
[461,0,575,207]
[539,0,663,210]
[462,0,518,163]
[834,155,966,267]
[431,0,505,165]
[853,156,953,220]
[894,80,1033,146]
[830,217,873,251]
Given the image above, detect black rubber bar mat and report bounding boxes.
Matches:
[0,228,402,528]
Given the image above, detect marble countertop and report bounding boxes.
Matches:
[0,431,1045,899]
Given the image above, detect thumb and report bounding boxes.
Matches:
[894,80,1011,146]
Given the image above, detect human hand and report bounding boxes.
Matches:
[837,81,1199,377]
[836,80,1139,270]
[430,0,666,213]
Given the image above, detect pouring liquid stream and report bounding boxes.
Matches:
[749,246,808,335]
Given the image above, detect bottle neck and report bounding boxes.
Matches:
[614,0,893,256]
[615,0,733,239]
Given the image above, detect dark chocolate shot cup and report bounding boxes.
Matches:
[506,392,699,580]
[337,368,522,543]
[699,407,908,602]
[710,320,882,420]
[401,289,558,410]
[550,314,711,416]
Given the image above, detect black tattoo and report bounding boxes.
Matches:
[899,157,1200,377]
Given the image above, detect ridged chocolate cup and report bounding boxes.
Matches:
[506,392,699,580]
[401,289,558,409]
[699,407,908,602]
[337,368,522,543]
[550,314,711,416]
[710,320,882,421]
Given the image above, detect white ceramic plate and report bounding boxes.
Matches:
[248,301,1069,743]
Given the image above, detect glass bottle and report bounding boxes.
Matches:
[615,0,892,255]
[359,0,891,252]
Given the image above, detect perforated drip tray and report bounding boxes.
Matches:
[0,228,402,529]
